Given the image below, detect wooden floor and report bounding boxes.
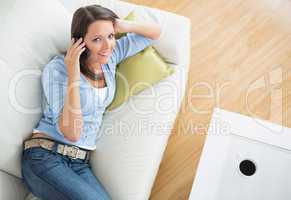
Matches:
[125,0,291,199]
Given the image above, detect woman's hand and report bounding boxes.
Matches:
[114,19,129,34]
[64,37,86,81]
[114,19,161,40]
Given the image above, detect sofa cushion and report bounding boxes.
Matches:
[107,11,174,110]
[107,45,175,110]
[91,64,187,200]
[0,0,71,177]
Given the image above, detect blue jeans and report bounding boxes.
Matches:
[21,144,112,200]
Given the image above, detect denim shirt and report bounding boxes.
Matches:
[33,33,154,150]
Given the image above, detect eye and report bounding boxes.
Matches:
[93,37,101,42]
[108,33,115,39]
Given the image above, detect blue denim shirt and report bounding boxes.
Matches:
[33,33,154,150]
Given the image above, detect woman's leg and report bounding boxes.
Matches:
[70,159,111,200]
[21,147,109,200]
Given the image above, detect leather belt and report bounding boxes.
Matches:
[23,137,90,161]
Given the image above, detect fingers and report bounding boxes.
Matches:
[75,41,86,57]
[78,47,86,56]
[67,37,86,57]
[72,37,83,49]
[68,37,84,50]
[76,41,86,50]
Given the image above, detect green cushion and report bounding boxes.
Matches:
[115,11,136,39]
[106,11,174,111]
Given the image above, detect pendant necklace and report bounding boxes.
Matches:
[81,63,104,81]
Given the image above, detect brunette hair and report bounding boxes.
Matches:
[70,5,119,78]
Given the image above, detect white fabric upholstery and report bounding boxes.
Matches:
[0,0,71,68]
[0,170,28,200]
[90,64,188,200]
[0,0,191,199]
[0,0,71,178]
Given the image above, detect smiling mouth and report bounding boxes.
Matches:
[98,52,111,57]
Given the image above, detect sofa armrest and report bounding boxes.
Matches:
[0,170,28,200]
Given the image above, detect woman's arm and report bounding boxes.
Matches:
[59,38,86,142]
[114,19,161,40]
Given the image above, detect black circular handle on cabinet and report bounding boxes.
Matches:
[239,159,256,176]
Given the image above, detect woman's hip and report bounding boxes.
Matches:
[21,147,111,200]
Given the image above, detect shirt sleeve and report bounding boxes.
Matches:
[41,57,67,135]
[110,33,155,68]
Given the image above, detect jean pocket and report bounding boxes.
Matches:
[23,147,60,176]
[25,147,53,161]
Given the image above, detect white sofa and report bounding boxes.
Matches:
[0,0,191,199]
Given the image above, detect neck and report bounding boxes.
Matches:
[85,60,102,74]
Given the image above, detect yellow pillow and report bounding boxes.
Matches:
[106,11,174,111]
[115,11,135,39]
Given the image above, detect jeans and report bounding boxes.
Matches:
[21,144,112,200]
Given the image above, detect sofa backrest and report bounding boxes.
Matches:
[0,0,72,177]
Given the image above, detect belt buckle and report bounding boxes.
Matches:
[69,146,80,159]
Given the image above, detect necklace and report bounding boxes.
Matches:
[81,63,104,81]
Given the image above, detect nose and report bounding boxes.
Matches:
[102,38,110,49]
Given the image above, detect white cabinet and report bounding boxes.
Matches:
[189,108,291,200]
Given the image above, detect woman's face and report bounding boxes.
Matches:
[84,20,116,65]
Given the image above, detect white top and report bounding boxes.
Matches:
[94,86,108,104]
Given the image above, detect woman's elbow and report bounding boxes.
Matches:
[59,121,83,142]
[65,135,81,142]
[63,129,82,142]
[151,24,162,40]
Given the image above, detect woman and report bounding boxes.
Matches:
[21,4,161,200]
